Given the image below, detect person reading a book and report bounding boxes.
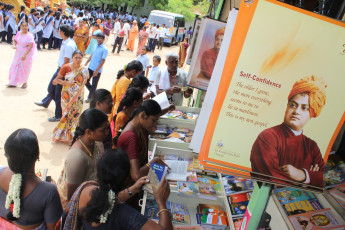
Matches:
[0,129,63,229]
[250,76,326,187]
[154,53,193,106]
[62,149,173,230]
[115,100,167,208]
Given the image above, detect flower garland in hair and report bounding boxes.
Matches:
[123,64,127,71]
[99,189,116,224]
[5,174,22,218]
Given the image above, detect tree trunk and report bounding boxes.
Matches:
[130,5,136,14]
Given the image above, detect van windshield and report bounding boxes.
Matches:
[148,14,174,28]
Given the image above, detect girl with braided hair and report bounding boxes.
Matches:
[0,129,62,229]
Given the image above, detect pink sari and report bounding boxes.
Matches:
[137,30,148,56]
[8,31,37,86]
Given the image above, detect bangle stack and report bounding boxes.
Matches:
[146,163,151,169]
[157,209,170,216]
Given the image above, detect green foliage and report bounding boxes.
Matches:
[194,0,210,16]
[149,0,168,10]
[166,0,195,21]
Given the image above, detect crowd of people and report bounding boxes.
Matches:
[0,3,196,230]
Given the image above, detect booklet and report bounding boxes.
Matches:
[145,163,168,193]
[177,181,197,197]
[165,160,188,181]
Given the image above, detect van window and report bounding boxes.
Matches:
[175,17,185,27]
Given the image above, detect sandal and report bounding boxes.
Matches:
[6,85,16,88]
[21,83,27,89]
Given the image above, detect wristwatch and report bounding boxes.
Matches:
[127,187,133,196]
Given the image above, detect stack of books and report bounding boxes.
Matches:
[161,110,199,120]
[228,192,251,218]
[274,187,345,229]
[196,204,228,229]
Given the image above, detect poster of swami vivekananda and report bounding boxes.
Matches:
[199,0,345,189]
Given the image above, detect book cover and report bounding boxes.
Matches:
[233,218,243,230]
[177,181,197,197]
[289,208,345,230]
[144,206,159,220]
[329,182,345,209]
[145,163,168,193]
[198,183,217,200]
[171,203,190,224]
[201,209,228,227]
[230,201,249,217]
[187,171,198,182]
[324,169,345,187]
[283,198,323,216]
[197,203,223,214]
[228,192,252,204]
[274,188,315,205]
[223,177,254,195]
[197,174,221,191]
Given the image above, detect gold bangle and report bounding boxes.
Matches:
[157,209,170,216]
[146,163,151,169]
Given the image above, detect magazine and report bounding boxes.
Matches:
[144,163,168,193]
[177,181,197,197]
[198,183,217,200]
[274,187,315,205]
[289,208,345,230]
[283,198,323,216]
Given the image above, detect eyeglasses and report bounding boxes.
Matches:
[103,100,114,105]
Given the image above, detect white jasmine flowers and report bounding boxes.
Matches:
[5,174,22,218]
[99,189,116,224]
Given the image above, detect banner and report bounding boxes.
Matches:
[199,0,345,190]
[187,18,227,90]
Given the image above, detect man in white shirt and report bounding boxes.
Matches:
[157,24,166,50]
[112,18,121,46]
[148,24,157,52]
[123,20,131,46]
[154,52,193,106]
[35,25,77,121]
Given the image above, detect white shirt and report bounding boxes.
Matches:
[159,27,167,38]
[148,27,157,39]
[57,38,77,67]
[114,21,121,34]
[123,23,130,34]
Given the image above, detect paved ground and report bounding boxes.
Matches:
[0,36,181,180]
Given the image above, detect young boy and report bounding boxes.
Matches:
[85,33,108,103]
[148,55,161,84]
[137,45,150,78]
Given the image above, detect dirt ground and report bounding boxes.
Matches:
[0,36,180,181]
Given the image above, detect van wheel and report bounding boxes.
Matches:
[171,38,175,45]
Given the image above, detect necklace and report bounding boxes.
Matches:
[78,139,93,158]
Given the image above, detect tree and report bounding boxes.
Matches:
[166,0,195,21]
[149,0,168,10]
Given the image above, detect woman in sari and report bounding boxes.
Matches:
[7,22,36,88]
[73,20,88,54]
[52,50,89,142]
[178,37,189,68]
[109,60,143,136]
[85,23,102,55]
[96,18,104,33]
[136,26,148,56]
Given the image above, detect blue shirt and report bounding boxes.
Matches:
[149,66,160,82]
[89,43,108,73]
[58,38,77,67]
[137,54,149,70]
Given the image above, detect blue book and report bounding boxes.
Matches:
[145,163,168,193]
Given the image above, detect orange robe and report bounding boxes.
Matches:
[127,25,138,51]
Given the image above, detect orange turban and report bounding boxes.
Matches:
[288,75,327,118]
[215,27,225,38]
